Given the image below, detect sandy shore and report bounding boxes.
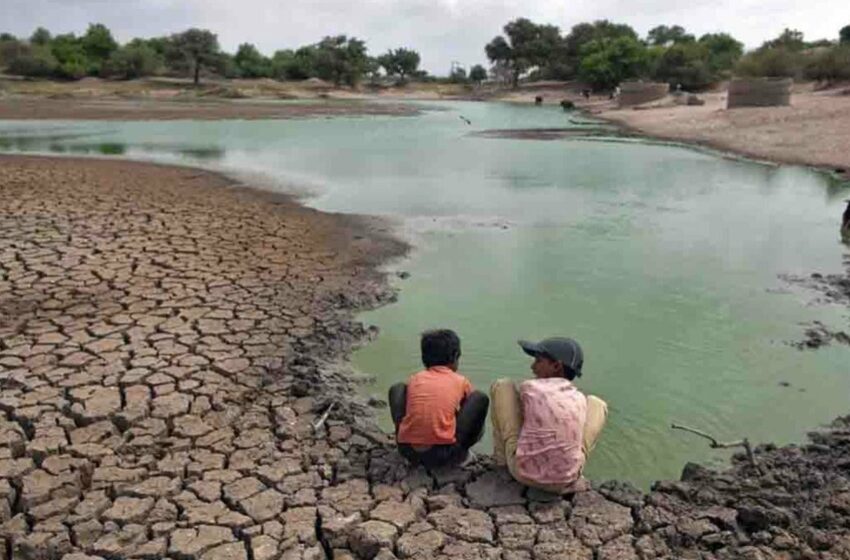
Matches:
[592,88,850,175]
[3,154,850,559]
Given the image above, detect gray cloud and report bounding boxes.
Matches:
[2,0,848,74]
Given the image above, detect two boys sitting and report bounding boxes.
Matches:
[389,329,608,493]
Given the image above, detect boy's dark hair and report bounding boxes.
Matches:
[421,329,461,368]
[562,361,582,381]
[537,351,581,381]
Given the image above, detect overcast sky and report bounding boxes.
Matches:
[2,0,849,74]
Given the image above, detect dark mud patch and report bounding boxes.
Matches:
[470,127,621,140]
[790,320,850,350]
[781,267,850,349]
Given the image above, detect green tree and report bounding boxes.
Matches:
[536,39,572,80]
[50,33,89,79]
[30,27,51,46]
[166,28,221,85]
[8,44,58,77]
[510,18,560,68]
[271,49,295,79]
[579,35,649,90]
[272,46,318,80]
[469,64,487,83]
[313,35,368,86]
[804,45,850,82]
[735,47,801,78]
[840,25,850,45]
[377,48,421,82]
[485,18,562,87]
[102,43,162,79]
[734,28,809,78]
[698,33,744,73]
[0,36,23,68]
[81,23,118,72]
[562,20,639,78]
[652,42,713,89]
[138,37,169,58]
[216,52,241,79]
[485,36,513,81]
[234,43,272,78]
[647,25,695,46]
[564,20,638,53]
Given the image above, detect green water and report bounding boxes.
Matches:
[2,101,849,488]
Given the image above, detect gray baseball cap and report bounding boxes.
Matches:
[518,337,584,377]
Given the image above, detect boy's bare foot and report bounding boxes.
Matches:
[572,476,592,492]
[459,450,477,468]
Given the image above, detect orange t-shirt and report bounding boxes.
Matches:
[397,366,473,446]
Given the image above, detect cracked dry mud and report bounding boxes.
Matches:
[3,155,850,560]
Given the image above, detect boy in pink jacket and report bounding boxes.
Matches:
[490,337,608,493]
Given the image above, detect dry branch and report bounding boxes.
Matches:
[312,401,337,432]
[671,422,763,474]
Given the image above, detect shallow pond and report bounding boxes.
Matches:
[2,100,849,488]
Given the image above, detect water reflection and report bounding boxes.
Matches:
[0,130,111,149]
[177,147,226,160]
[96,143,126,155]
[0,132,225,162]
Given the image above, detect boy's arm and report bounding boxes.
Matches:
[462,377,473,398]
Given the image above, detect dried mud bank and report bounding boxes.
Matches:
[591,90,850,180]
[2,155,850,560]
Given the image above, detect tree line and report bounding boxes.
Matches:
[485,19,850,90]
[1,22,849,90]
[0,25,438,86]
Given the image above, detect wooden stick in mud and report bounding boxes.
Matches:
[671,423,763,474]
[313,401,337,432]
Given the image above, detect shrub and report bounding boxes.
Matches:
[579,35,650,90]
[234,43,272,78]
[0,37,26,69]
[735,48,802,78]
[803,45,850,82]
[102,43,162,79]
[7,45,57,77]
[652,42,714,90]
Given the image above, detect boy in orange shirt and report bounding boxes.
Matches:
[389,329,489,468]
